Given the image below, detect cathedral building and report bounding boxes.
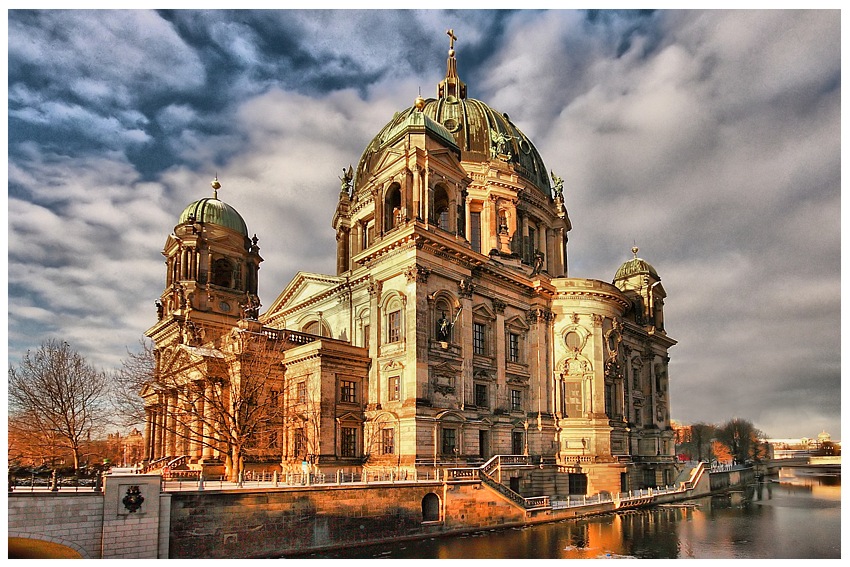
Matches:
[143,33,677,496]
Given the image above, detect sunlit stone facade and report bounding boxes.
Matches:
[144,35,677,494]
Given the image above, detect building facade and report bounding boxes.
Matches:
[143,35,677,494]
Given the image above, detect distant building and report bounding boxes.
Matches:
[142,33,677,495]
[768,431,840,459]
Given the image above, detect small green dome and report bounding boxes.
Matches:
[178,197,248,237]
[614,248,659,282]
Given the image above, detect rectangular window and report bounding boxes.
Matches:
[439,209,450,231]
[478,430,489,459]
[340,380,357,403]
[297,382,307,404]
[470,211,482,253]
[569,473,588,495]
[508,333,520,362]
[341,427,357,457]
[565,381,582,417]
[474,383,488,408]
[643,468,657,488]
[442,428,457,455]
[511,389,522,412]
[294,428,306,459]
[381,428,395,455]
[605,382,615,418]
[363,324,370,351]
[473,322,487,355]
[388,310,401,343]
[527,226,536,263]
[511,431,524,455]
[388,376,399,401]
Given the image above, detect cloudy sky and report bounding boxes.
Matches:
[6,9,841,439]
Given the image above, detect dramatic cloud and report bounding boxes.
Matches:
[7,9,840,439]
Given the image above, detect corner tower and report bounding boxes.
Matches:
[147,178,263,348]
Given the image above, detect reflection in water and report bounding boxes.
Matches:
[299,470,840,559]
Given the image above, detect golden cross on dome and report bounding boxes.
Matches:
[447,29,457,51]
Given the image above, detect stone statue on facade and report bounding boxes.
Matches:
[339,165,354,195]
[437,311,451,341]
[242,293,261,320]
[550,170,564,200]
[531,251,545,276]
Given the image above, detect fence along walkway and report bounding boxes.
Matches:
[153,456,709,516]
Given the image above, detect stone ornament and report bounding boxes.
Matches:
[122,485,144,514]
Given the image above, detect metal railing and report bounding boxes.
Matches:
[9,474,103,493]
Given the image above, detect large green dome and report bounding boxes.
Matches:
[357,97,551,195]
[355,42,551,196]
[178,196,248,237]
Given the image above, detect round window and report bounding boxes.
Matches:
[565,331,582,351]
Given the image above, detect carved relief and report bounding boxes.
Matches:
[367,277,383,298]
[458,277,475,298]
[405,264,431,283]
[561,356,592,376]
[492,298,506,314]
[591,313,603,327]
[122,485,145,514]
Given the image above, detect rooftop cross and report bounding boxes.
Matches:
[447,28,457,51]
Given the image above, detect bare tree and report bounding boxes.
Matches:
[111,339,156,428]
[8,340,110,470]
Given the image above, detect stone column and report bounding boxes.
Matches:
[412,166,421,220]
[458,278,474,410]
[546,229,556,274]
[143,408,153,461]
[166,391,178,457]
[202,381,215,460]
[493,299,506,395]
[488,196,499,253]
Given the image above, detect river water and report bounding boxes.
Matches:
[302,468,840,559]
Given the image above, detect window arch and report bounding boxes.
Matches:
[384,183,402,230]
[301,318,330,337]
[212,257,233,288]
[433,185,450,231]
[422,493,441,522]
[382,292,406,344]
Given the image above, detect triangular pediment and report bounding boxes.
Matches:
[504,315,530,331]
[431,361,461,376]
[263,272,344,323]
[368,147,406,177]
[472,303,496,320]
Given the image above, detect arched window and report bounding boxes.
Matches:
[301,320,330,337]
[384,184,402,229]
[434,185,450,231]
[212,258,233,288]
[384,294,405,344]
[422,493,440,522]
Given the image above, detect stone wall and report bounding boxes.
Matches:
[168,482,447,558]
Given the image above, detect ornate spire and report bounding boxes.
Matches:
[438,28,467,100]
[211,176,221,199]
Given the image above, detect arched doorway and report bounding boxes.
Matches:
[421,492,440,522]
[8,537,83,559]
